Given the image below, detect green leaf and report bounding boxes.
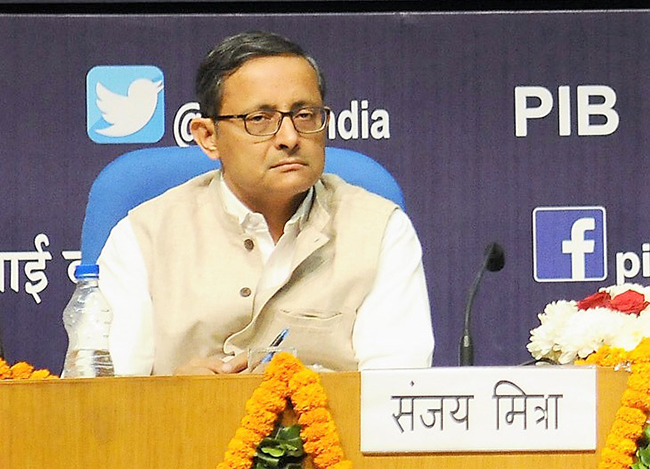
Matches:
[283,440,304,457]
[286,449,303,458]
[278,442,297,450]
[259,437,278,448]
[278,424,302,440]
[286,437,304,450]
[261,446,285,458]
[254,424,305,469]
[639,447,650,466]
[255,452,280,468]
[645,425,650,442]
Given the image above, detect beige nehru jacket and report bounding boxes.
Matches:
[128,170,397,374]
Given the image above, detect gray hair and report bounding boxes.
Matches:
[195,31,326,118]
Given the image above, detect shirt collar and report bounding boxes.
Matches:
[219,172,314,233]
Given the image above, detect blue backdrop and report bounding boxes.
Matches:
[1,10,649,372]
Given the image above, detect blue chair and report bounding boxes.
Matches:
[80,146,406,264]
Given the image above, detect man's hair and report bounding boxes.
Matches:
[195,31,326,118]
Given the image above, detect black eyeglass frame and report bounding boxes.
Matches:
[212,106,331,136]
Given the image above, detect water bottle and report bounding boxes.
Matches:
[62,264,114,377]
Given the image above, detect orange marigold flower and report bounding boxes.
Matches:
[291,384,328,414]
[627,372,650,394]
[614,406,647,426]
[609,436,639,455]
[263,352,303,384]
[0,359,55,380]
[240,412,277,437]
[584,346,610,363]
[600,446,635,466]
[243,399,264,417]
[301,421,337,443]
[10,362,34,379]
[226,437,256,459]
[582,346,630,368]
[298,407,332,427]
[289,368,319,391]
[234,427,265,448]
[258,378,290,399]
[629,338,650,363]
[631,362,650,376]
[329,460,353,469]
[621,388,650,411]
[222,451,254,469]
[303,432,341,457]
[604,431,625,447]
[0,357,10,377]
[218,354,349,469]
[245,388,287,415]
[610,418,645,440]
[28,369,52,380]
[312,445,345,467]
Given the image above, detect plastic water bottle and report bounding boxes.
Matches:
[62,264,114,378]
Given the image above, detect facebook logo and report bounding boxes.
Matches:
[87,65,165,144]
[533,207,607,282]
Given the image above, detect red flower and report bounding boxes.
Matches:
[608,290,650,315]
[578,291,612,310]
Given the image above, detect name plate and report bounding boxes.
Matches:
[360,366,596,453]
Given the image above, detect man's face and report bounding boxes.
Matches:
[211,55,326,210]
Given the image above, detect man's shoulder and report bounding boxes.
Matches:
[319,173,398,212]
[320,173,394,202]
[129,170,220,217]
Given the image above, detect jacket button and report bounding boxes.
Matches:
[240,287,252,297]
[244,238,255,251]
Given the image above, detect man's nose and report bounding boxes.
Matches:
[273,115,300,149]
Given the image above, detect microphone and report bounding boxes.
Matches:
[459,242,505,366]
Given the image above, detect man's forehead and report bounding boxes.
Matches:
[220,55,322,110]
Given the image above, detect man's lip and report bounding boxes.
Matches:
[270,160,307,169]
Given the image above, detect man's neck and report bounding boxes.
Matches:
[220,175,310,243]
[254,192,307,243]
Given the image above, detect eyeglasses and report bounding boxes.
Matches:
[213,106,331,137]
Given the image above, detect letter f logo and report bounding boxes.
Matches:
[561,218,595,280]
[533,206,607,282]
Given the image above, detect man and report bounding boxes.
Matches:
[98,31,433,375]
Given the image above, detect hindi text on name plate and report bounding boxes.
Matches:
[360,367,596,453]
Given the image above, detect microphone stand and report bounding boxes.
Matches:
[460,261,487,366]
[459,242,504,366]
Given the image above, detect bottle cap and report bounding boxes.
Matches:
[74,264,100,279]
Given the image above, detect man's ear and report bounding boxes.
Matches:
[190,117,220,161]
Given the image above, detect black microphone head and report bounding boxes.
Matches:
[484,242,505,272]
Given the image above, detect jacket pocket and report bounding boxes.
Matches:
[277,309,343,330]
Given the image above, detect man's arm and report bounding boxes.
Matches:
[98,217,155,376]
[352,209,434,369]
[99,218,247,376]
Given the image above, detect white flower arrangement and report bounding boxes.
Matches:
[527,283,650,364]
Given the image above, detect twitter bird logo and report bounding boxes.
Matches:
[87,65,165,144]
[95,78,163,137]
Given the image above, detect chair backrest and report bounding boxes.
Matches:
[80,145,405,264]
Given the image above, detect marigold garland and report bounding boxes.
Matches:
[217,352,352,469]
[0,357,57,380]
[577,337,650,469]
